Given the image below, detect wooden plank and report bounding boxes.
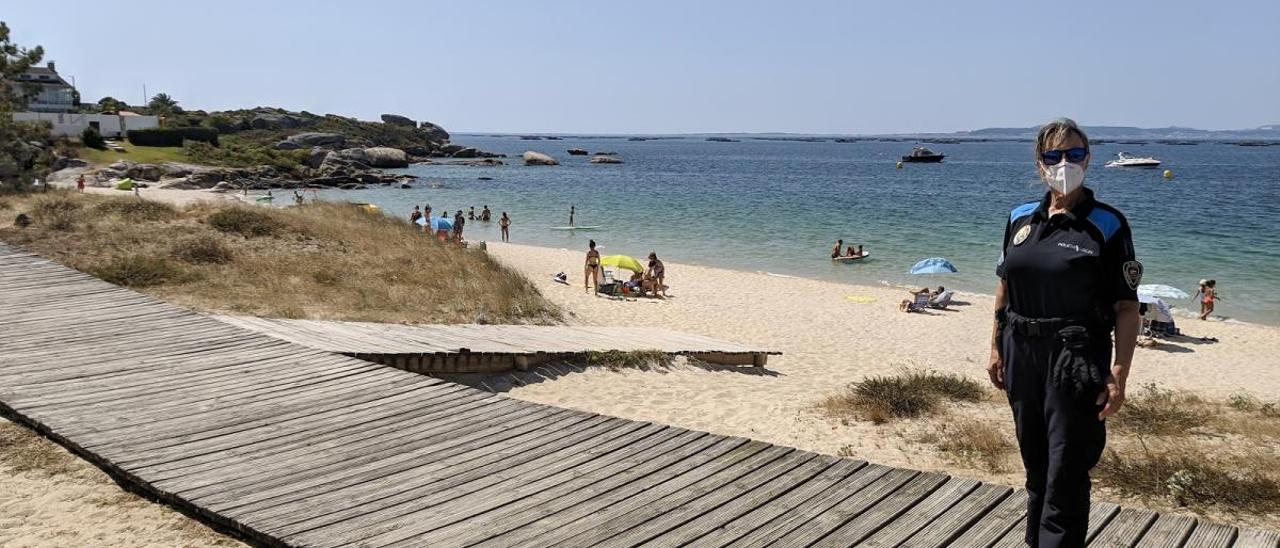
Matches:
[1235,528,1280,548]
[1132,513,1197,548]
[725,463,896,548]
[856,476,981,548]
[1182,522,1237,548]
[944,489,1029,548]
[892,482,1012,548]
[1089,507,1158,547]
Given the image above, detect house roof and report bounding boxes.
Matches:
[15,66,72,87]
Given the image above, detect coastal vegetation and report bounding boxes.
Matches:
[820,370,986,424]
[0,22,55,192]
[0,191,561,324]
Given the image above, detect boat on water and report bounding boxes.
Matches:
[901,147,945,163]
[833,250,871,262]
[1105,151,1162,168]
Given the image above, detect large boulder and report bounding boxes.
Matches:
[590,155,623,164]
[286,132,346,148]
[187,169,227,187]
[418,121,450,142]
[363,147,409,168]
[381,114,417,127]
[306,147,329,169]
[125,164,164,181]
[274,140,303,150]
[403,144,432,157]
[522,151,558,166]
[451,147,478,159]
[335,148,371,165]
[250,112,304,130]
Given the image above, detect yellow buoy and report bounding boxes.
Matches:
[1163,169,1173,179]
[896,161,904,169]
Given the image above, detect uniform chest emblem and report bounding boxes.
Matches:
[1013,225,1031,246]
[1123,261,1143,290]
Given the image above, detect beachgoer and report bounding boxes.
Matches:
[453,210,466,242]
[846,245,858,258]
[76,174,85,193]
[499,212,511,242]
[832,239,844,259]
[469,206,476,220]
[584,240,601,293]
[410,205,422,224]
[988,118,1139,548]
[569,205,576,227]
[293,190,304,205]
[424,205,432,221]
[436,211,451,242]
[482,205,491,221]
[646,252,666,297]
[1198,279,1220,320]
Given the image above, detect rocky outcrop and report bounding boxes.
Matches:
[590,155,623,164]
[451,147,478,159]
[250,112,306,130]
[363,147,409,168]
[284,132,346,148]
[306,147,329,169]
[522,151,558,166]
[381,114,416,127]
[419,121,450,142]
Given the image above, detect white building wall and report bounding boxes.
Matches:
[11,112,160,138]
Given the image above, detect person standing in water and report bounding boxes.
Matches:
[499,212,511,242]
[1196,279,1220,320]
[482,205,492,221]
[584,239,601,293]
[453,210,466,243]
[468,206,476,220]
[76,174,86,193]
[569,205,576,227]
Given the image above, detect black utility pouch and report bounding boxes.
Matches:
[1052,325,1104,397]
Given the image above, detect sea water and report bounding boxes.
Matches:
[321,136,1280,325]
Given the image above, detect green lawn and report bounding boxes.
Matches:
[78,142,189,166]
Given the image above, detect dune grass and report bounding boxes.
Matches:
[820,370,987,424]
[76,142,189,166]
[583,350,675,371]
[0,191,560,324]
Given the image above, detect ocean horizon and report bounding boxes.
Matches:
[318,136,1280,326]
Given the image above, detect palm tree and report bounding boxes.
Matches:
[147,93,180,124]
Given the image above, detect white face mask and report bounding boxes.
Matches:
[1042,161,1085,195]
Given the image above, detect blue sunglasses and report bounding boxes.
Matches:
[1040,147,1089,165]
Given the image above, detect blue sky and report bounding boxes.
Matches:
[5,1,1278,134]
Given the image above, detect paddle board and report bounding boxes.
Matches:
[550,225,602,231]
[833,252,871,262]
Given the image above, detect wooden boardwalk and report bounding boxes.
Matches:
[1,242,1277,548]
[214,316,778,372]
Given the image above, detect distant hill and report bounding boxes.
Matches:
[953,125,1280,141]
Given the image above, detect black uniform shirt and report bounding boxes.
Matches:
[997,187,1140,320]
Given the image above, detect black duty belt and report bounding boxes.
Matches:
[1005,309,1099,338]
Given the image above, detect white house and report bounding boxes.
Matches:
[10,62,78,112]
[12,111,160,138]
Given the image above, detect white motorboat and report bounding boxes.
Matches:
[1105,151,1161,168]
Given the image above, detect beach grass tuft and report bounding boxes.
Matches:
[821,370,986,424]
[1110,383,1209,436]
[930,419,1016,472]
[1096,442,1280,513]
[584,349,674,371]
[29,193,83,231]
[0,192,560,324]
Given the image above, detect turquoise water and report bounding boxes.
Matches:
[320,136,1280,325]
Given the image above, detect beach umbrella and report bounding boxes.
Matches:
[1138,284,1189,300]
[599,255,645,273]
[429,217,453,231]
[908,257,958,275]
[414,216,427,226]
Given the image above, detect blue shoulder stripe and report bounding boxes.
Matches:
[1087,208,1121,242]
[1009,202,1038,223]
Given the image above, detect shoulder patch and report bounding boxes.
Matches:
[1009,202,1038,223]
[1087,207,1121,242]
[1122,260,1143,290]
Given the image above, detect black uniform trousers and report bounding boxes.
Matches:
[1001,327,1108,547]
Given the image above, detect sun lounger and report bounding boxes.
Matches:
[900,290,931,312]
[928,290,954,309]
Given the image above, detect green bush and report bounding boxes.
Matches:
[126,127,219,147]
[170,235,233,264]
[183,139,307,174]
[91,255,184,287]
[80,126,105,150]
[207,207,280,237]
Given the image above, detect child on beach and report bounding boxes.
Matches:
[1196,279,1221,320]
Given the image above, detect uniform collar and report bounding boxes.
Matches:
[1033,186,1097,222]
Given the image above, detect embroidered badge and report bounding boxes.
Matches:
[1013,225,1031,246]
[1122,260,1143,290]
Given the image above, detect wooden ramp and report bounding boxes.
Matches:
[1,242,1277,548]
[213,316,777,372]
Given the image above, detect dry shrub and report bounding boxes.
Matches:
[29,193,82,231]
[170,235,233,264]
[931,419,1015,472]
[1096,443,1280,513]
[1111,383,1209,435]
[0,198,11,210]
[93,198,178,221]
[90,255,187,287]
[584,349,674,371]
[821,370,986,424]
[207,207,281,237]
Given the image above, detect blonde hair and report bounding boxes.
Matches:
[1035,117,1090,164]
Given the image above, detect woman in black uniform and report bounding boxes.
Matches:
[987,118,1141,547]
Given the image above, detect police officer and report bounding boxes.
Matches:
[988,118,1141,547]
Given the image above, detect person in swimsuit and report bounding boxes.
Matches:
[76,174,86,193]
[499,212,511,242]
[570,205,576,227]
[410,206,422,225]
[453,210,466,243]
[584,239,601,293]
[832,239,844,259]
[1198,279,1220,320]
[482,205,492,221]
[846,245,864,258]
[647,251,666,297]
